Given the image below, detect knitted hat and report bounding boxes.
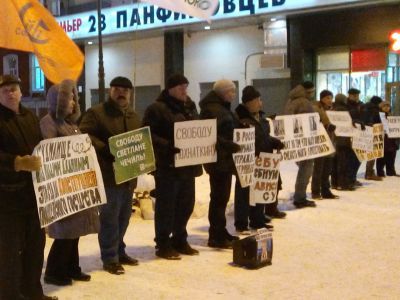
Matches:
[241,86,261,103]
[319,90,333,100]
[370,96,383,105]
[110,76,133,89]
[348,88,360,95]
[46,79,80,121]
[0,74,20,87]
[166,74,189,89]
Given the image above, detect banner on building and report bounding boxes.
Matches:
[233,127,255,187]
[326,111,355,137]
[0,0,84,83]
[32,134,106,228]
[109,127,156,184]
[353,124,384,161]
[269,112,335,162]
[174,119,217,167]
[249,152,281,206]
[387,116,400,138]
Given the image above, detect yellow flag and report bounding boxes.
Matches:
[0,0,84,84]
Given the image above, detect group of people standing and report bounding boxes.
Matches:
[0,72,398,300]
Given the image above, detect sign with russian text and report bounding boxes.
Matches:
[269,112,335,162]
[351,125,374,152]
[174,119,217,167]
[353,124,384,161]
[32,134,106,228]
[387,116,400,138]
[379,112,389,133]
[249,152,281,206]
[326,111,355,137]
[233,127,255,187]
[109,126,156,184]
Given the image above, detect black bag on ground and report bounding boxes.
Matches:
[232,228,273,269]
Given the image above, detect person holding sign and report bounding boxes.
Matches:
[200,79,241,249]
[80,77,141,275]
[234,86,285,232]
[142,74,203,260]
[40,80,100,286]
[0,75,57,300]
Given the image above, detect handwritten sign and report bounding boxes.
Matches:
[233,127,255,187]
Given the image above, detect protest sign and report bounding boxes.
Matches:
[351,125,374,152]
[109,126,156,184]
[387,116,400,138]
[269,112,335,162]
[174,119,217,167]
[353,124,384,161]
[379,112,389,133]
[249,152,281,206]
[32,134,106,228]
[233,127,255,187]
[326,111,355,137]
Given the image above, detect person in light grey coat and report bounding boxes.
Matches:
[40,79,99,286]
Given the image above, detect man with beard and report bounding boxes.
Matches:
[80,77,141,275]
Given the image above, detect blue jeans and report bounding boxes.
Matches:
[294,159,314,202]
[99,185,133,264]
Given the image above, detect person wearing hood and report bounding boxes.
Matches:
[142,74,203,260]
[40,80,100,286]
[80,77,141,275]
[199,79,241,249]
[234,86,285,233]
[283,83,316,208]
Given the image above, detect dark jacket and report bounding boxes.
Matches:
[347,99,364,125]
[381,111,400,152]
[0,103,42,215]
[142,90,202,178]
[362,100,381,126]
[79,100,141,187]
[284,85,315,115]
[199,90,239,173]
[333,96,351,148]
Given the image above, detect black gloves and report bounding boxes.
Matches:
[230,142,242,153]
[360,123,366,131]
[276,140,285,150]
[171,146,181,154]
[327,124,336,132]
[267,113,277,120]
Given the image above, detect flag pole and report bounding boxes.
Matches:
[97,0,105,103]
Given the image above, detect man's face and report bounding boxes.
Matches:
[110,86,131,109]
[348,93,360,103]
[0,84,22,108]
[321,95,333,107]
[222,88,236,103]
[245,97,262,114]
[168,84,188,102]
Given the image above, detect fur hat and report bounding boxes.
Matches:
[110,76,133,89]
[241,86,260,103]
[0,74,20,87]
[166,74,189,89]
[46,79,80,121]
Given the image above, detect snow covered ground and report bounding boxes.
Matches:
[43,158,400,300]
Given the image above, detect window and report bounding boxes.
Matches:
[31,55,45,92]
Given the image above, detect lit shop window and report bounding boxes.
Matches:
[31,55,45,92]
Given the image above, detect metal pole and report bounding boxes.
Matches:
[97,0,105,103]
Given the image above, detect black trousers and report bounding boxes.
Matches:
[0,213,45,300]
[334,146,355,187]
[208,170,232,240]
[311,156,333,195]
[45,238,81,279]
[376,151,397,176]
[154,170,195,249]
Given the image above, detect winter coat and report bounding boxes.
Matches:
[0,103,42,215]
[40,80,100,239]
[362,100,381,126]
[312,101,335,143]
[199,90,240,173]
[333,96,351,148]
[142,90,203,178]
[283,85,315,115]
[347,99,364,124]
[79,99,141,188]
[380,111,400,153]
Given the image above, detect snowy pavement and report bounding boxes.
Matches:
[43,159,400,300]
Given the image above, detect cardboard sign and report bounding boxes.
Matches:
[326,111,355,137]
[32,134,106,228]
[387,116,400,138]
[353,124,384,161]
[109,126,156,184]
[351,125,374,152]
[233,127,255,187]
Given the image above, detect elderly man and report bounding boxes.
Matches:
[80,76,141,275]
[0,75,57,300]
[200,79,241,249]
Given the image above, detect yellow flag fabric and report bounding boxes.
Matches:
[0,0,84,84]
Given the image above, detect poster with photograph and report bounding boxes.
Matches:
[233,127,255,187]
[269,113,335,162]
[32,134,106,228]
[326,111,355,137]
[174,119,217,167]
[109,127,156,184]
[387,116,400,138]
[353,124,384,161]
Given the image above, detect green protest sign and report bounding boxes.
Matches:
[109,126,156,184]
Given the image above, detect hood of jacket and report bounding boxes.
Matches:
[235,103,265,121]
[288,85,307,101]
[199,90,230,110]
[46,79,80,121]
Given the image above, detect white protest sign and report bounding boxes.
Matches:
[326,111,355,137]
[387,116,400,138]
[353,124,384,162]
[174,119,217,167]
[233,127,255,187]
[249,152,281,206]
[351,125,374,152]
[32,134,106,228]
[269,112,335,162]
[379,112,389,134]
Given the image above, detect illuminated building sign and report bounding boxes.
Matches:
[389,30,400,53]
[56,0,375,40]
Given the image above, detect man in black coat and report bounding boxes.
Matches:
[200,79,241,249]
[0,75,57,300]
[142,74,203,259]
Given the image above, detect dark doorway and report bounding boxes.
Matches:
[253,78,291,116]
